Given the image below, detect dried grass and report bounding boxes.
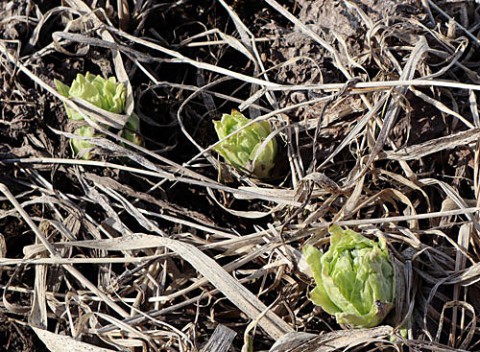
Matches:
[1,0,480,351]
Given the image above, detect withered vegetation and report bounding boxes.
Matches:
[1,0,480,351]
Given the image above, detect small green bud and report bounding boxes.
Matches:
[303,225,395,328]
[54,73,141,159]
[54,72,126,121]
[213,110,277,178]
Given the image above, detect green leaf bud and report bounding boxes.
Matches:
[54,73,141,159]
[213,110,277,178]
[303,225,395,328]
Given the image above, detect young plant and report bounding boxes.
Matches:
[55,72,141,159]
[213,110,277,178]
[303,225,395,328]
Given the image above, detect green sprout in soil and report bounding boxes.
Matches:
[55,72,142,159]
[303,225,396,328]
[213,110,277,179]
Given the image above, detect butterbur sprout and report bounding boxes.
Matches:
[303,225,395,328]
[54,72,126,121]
[55,72,142,159]
[213,110,277,179]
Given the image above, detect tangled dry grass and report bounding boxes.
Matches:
[1,0,480,351]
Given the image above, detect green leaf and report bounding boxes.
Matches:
[303,245,342,315]
[121,113,143,146]
[54,79,70,97]
[70,126,96,160]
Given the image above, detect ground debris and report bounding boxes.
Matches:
[1,0,480,351]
